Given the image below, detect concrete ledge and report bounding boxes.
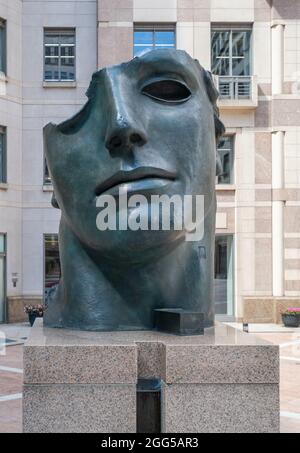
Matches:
[164,344,279,384]
[24,344,137,384]
[23,320,280,433]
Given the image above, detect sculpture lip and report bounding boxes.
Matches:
[95,166,177,196]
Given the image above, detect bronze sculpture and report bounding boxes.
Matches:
[44,49,225,331]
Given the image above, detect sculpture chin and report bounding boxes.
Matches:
[84,226,186,264]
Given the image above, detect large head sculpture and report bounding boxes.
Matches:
[44,49,225,331]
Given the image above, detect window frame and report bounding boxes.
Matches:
[0,233,7,323]
[214,234,235,320]
[43,28,76,82]
[0,18,6,75]
[43,234,60,303]
[0,126,7,184]
[211,24,252,77]
[133,23,176,57]
[217,134,235,185]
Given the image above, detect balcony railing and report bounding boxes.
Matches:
[218,76,251,99]
[213,75,258,109]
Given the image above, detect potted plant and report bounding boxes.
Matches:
[282,308,300,328]
[24,304,46,326]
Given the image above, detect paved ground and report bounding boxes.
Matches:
[0,323,299,433]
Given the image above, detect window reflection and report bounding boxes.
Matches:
[211,28,251,76]
[134,26,175,56]
[44,29,75,81]
[214,235,234,316]
[217,135,234,184]
[44,235,60,299]
[0,126,6,184]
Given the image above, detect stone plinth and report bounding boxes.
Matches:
[23,320,280,433]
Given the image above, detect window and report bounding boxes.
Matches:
[217,135,234,184]
[134,25,175,57]
[0,234,6,323]
[214,235,234,317]
[211,26,252,99]
[0,127,6,183]
[0,19,6,74]
[44,29,75,82]
[44,158,51,185]
[44,235,60,299]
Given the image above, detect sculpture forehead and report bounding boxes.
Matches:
[87,49,203,94]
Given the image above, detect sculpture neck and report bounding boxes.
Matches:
[44,218,214,331]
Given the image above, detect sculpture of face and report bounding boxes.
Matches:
[44,50,222,262]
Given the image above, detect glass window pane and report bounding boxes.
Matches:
[0,135,3,183]
[217,136,234,184]
[214,235,234,316]
[134,31,153,46]
[45,57,59,65]
[61,57,74,66]
[0,234,4,253]
[212,31,230,57]
[0,22,6,74]
[134,45,153,56]
[212,57,230,76]
[211,31,230,75]
[45,34,60,45]
[212,29,251,77]
[60,46,74,58]
[232,57,250,76]
[0,131,5,183]
[44,235,60,299]
[44,30,75,81]
[154,31,175,47]
[232,31,251,57]
[44,159,51,184]
[60,34,75,45]
[45,46,59,58]
[134,28,175,55]
[60,68,75,80]
[0,255,4,322]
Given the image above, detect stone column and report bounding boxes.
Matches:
[271,19,285,297]
[271,23,284,95]
[97,0,134,69]
[272,130,285,297]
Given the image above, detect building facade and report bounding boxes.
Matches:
[0,0,300,324]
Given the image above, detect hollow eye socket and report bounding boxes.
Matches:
[142,79,191,103]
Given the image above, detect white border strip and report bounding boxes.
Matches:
[0,393,22,402]
[281,411,300,421]
[0,366,23,374]
[281,356,300,363]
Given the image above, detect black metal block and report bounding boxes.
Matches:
[137,379,161,433]
[154,308,204,336]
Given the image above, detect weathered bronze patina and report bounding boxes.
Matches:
[44,49,225,331]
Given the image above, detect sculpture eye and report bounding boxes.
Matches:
[142,79,191,103]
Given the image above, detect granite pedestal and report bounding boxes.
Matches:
[23,319,280,433]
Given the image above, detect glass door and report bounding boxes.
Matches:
[0,234,6,323]
[214,235,234,318]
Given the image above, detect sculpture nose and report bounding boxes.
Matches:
[105,116,147,155]
[104,68,147,156]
